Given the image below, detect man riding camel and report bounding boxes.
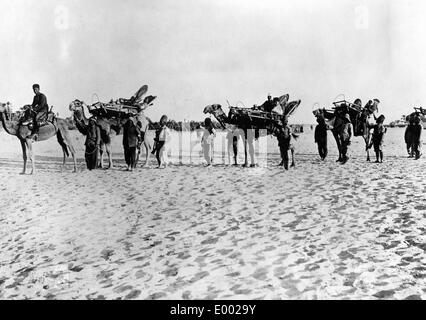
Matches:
[258,93,280,113]
[21,84,49,139]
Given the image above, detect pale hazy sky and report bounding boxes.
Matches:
[1,0,426,123]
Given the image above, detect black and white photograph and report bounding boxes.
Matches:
[0,0,425,305]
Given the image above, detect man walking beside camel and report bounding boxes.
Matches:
[338,113,353,164]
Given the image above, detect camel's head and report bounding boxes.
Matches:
[312,108,322,117]
[142,95,156,107]
[280,94,289,106]
[69,99,86,112]
[0,102,7,113]
[133,95,157,113]
[203,104,222,114]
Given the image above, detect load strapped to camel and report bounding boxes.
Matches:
[204,94,301,132]
[313,98,380,137]
[87,85,156,119]
[407,106,426,125]
[413,107,426,117]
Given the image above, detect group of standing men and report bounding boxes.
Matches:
[84,113,170,171]
[18,86,424,168]
[405,114,423,160]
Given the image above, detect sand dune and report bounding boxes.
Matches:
[0,128,425,300]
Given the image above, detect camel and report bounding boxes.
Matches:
[69,97,154,169]
[0,102,77,174]
[313,98,379,162]
[204,95,301,166]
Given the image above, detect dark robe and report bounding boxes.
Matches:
[32,92,49,122]
[85,122,101,170]
[261,99,275,113]
[123,120,141,168]
[315,123,328,159]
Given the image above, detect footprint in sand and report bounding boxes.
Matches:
[113,284,134,294]
[201,237,219,245]
[226,272,241,277]
[273,267,286,279]
[161,266,179,277]
[216,249,233,256]
[234,289,253,295]
[135,270,146,279]
[252,268,269,281]
[189,271,209,284]
[147,292,167,300]
[182,291,192,300]
[96,270,114,282]
[125,289,141,299]
[68,264,84,272]
[404,295,422,300]
[100,249,114,261]
[373,289,395,299]
[176,252,191,260]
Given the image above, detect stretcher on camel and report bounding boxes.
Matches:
[87,85,156,119]
[204,94,302,132]
[312,98,379,137]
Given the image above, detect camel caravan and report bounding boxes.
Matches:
[0,84,424,173]
[69,85,157,170]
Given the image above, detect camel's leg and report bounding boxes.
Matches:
[20,139,27,175]
[232,133,240,166]
[135,148,140,168]
[57,128,77,173]
[227,139,235,165]
[227,140,232,165]
[248,138,255,166]
[66,143,77,173]
[98,144,104,169]
[106,143,113,169]
[233,138,238,165]
[290,148,295,167]
[365,136,371,162]
[242,133,248,167]
[61,147,66,172]
[142,138,152,167]
[26,139,35,175]
[334,133,342,162]
[71,148,77,173]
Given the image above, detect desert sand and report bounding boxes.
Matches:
[0,127,425,300]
